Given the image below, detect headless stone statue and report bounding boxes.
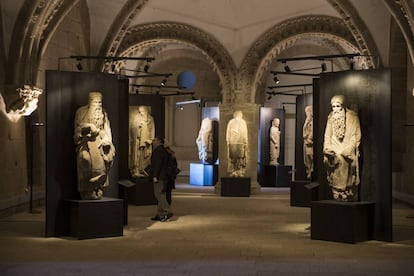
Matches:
[196,117,213,163]
[226,110,248,177]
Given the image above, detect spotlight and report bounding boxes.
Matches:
[267,95,272,100]
[160,78,167,86]
[273,76,280,84]
[349,57,355,70]
[321,62,327,72]
[143,64,150,72]
[284,63,291,73]
[111,63,116,72]
[179,105,184,110]
[76,61,83,71]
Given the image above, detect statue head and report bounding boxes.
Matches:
[138,105,149,115]
[88,92,103,108]
[272,118,280,127]
[305,105,313,117]
[330,95,345,113]
[233,110,243,119]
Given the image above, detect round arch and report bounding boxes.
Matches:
[114,22,238,104]
[239,15,381,104]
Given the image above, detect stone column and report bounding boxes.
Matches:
[215,103,261,194]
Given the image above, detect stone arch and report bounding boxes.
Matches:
[114,22,238,104]
[240,15,380,104]
[6,0,81,86]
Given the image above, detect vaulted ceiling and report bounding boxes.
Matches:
[1,0,413,102]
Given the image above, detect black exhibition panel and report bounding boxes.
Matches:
[45,70,128,237]
[314,69,392,242]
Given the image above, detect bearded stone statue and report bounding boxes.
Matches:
[323,95,361,201]
[74,92,116,200]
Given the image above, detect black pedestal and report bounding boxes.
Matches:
[290,181,319,207]
[261,165,292,187]
[118,179,136,225]
[311,200,375,243]
[221,177,251,197]
[189,163,218,186]
[126,178,157,205]
[64,198,124,239]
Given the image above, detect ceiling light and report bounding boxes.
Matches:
[161,79,167,86]
[273,76,280,84]
[143,64,150,72]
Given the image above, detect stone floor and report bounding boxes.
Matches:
[0,184,413,275]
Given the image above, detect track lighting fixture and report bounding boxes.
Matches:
[143,64,150,72]
[283,63,291,73]
[76,61,83,71]
[111,63,116,72]
[273,75,280,84]
[349,57,355,70]
[160,78,167,86]
[321,62,327,72]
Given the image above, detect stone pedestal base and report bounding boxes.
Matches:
[221,177,251,197]
[64,198,124,239]
[311,200,375,243]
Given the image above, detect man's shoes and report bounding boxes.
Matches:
[151,215,161,221]
[151,212,173,222]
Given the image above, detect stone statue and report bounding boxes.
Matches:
[226,110,248,177]
[129,105,155,178]
[303,105,313,179]
[323,95,361,201]
[269,118,280,165]
[196,117,213,163]
[74,92,116,200]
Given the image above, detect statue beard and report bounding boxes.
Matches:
[332,109,346,141]
[88,106,104,129]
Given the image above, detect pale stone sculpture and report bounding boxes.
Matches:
[226,110,248,177]
[196,117,213,163]
[303,105,314,179]
[74,92,116,200]
[323,95,361,201]
[129,105,155,178]
[269,118,280,165]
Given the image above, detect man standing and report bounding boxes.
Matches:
[150,136,172,221]
[74,92,115,200]
[323,95,361,201]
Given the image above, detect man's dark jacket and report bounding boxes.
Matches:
[151,144,168,181]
